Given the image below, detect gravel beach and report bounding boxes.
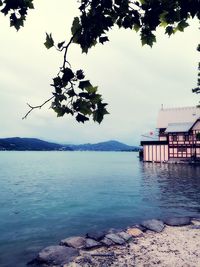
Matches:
[65,219,200,267]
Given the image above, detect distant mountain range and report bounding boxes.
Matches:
[0,138,139,152]
[0,137,72,151]
[68,140,139,151]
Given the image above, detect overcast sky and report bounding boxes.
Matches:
[0,1,199,145]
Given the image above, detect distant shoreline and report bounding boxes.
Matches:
[0,149,138,152]
[0,137,140,152]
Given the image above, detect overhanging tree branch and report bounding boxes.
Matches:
[22,96,54,120]
[1,0,200,123]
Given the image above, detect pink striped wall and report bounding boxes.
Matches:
[143,145,168,162]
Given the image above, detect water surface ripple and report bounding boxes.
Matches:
[0,151,200,266]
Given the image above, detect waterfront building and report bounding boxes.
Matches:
[141,106,200,163]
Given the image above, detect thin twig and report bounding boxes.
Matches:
[63,29,81,69]
[22,96,54,120]
[23,27,81,120]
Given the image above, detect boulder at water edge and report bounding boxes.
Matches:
[127,228,143,237]
[60,236,86,249]
[164,217,191,226]
[141,219,165,233]
[86,231,106,241]
[117,231,132,242]
[101,237,116,246]
[85,238,102,249]
[37,245,78,265]
[129,224,147,232]
[105,233,126,245]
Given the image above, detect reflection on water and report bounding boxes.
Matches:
[0,152,200,267]
[141,163,200,214]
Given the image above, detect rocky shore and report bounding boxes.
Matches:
[29,216,200,267]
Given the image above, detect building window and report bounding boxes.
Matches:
[172,135,177,141]
[184,135,189,141]
[196,133,200,141]
[177,147,187,152]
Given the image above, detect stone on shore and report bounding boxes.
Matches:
[129,224,146,232]
[127,228,143,237]
[86,231,106,241]
[37,245,78,265]
[101,237,115,246]
[105,233,126,245]
[141,219,165,233]
[84,238,102,249]
[117,231,132,242]
[60,236,86,249]
[164,217,191,226]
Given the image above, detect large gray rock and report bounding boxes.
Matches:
[37,245,78,265]
[86,231,106,241]
[141,219,165,233]
[117,231,132,242]
[164,217,191,226]
[85,238,102,249]
[101,237,115,246]
[105,233,126,245]
[60,236,86,249]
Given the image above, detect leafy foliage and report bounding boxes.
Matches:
[44,33,54,49]
[1,0,200,122]
[0,0,34,31]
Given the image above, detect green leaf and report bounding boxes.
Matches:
[53,107,65,117]
[177,20,189,32]
[71,17,81,36]
[165,26,174,36]
[85,86,98,94]
[56,94,66,102]
[76,113,89,123]
[141,32,156,47]
[79,101,92,115]
[62,68,74,84]
[10,14,24,30]
[0,0,3,6]
[93,103,109,124]
[64,106,73,115]
[58,41,65,49]
[53,77,62,87]
[133,24,140,32]
[90,94,102,104]
[44,33,54,49]
[79,80,92,90]
[25,0,34,9]
[76,70,85,80]
[67,89,76,97]
[99,36,109,44]
[159,11,168,26]
[81,46,89,54]
[160,21,168,27]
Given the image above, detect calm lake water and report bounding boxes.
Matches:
[0,151,200,266]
